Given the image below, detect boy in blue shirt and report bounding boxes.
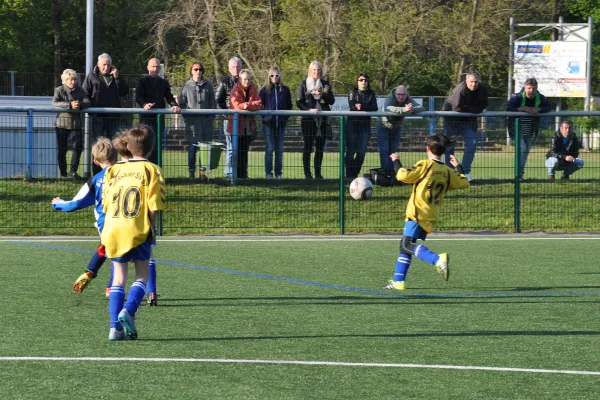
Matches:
[52,137,117,294]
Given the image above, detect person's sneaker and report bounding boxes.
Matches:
[382,280,405,290]
[315,174,324,180]
[465,173,473,182]
[561,174,570,180]
[436,253,450,281]
[73,271,94,293]
[147,292,158,307]
[266,174,273,179]
[108,327,126,341]
[305,173,313,180]
[105,287,111,299]
[117,309,138,340]
[189,171,195,179]
[548,175,555,180]
[275,175,282,180]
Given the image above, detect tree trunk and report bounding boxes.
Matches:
[51,0,63,86]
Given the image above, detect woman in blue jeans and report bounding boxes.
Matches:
[259,67,293,179]
[345,73,378,179]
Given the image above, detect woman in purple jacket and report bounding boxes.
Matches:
[259,67,293,179]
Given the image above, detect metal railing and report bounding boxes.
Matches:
[0,107,599,234]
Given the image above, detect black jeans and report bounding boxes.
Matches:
[301,118,327,176]
[56,128,83,176]
[237,135,253,178]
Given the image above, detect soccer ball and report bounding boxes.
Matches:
[349,177,373,200]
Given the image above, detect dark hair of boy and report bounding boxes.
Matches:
[426,134,449,157]
[126,125,155,158]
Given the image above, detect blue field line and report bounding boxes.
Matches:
[13,241,600,299]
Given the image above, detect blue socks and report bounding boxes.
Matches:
[86,252,107,277]
[124,280,147,316]
[414,244,440,265]
[109,286,125,329]
[146,259,157,294]
[393,254,412,282]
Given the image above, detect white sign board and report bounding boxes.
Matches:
[513,41,588,98]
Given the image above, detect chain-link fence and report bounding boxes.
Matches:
[0,107,598,234]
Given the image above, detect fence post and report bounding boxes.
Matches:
[26,109,34,180]
[157,113,163,168]
[514,129,521,233]
[429,96,436,134]
[9,71,16,96]
[83,113,91,179]
[231,114,239,185]
[339,116,345,234]
[157,113,163,236]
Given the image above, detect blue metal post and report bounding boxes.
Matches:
[429,96,436,134]
[26,109,34,180]
[231,114,239,185]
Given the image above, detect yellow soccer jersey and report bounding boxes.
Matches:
[101,159,166,258]
[397,158,469,233]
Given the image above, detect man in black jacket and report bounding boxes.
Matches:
[443,72,488,182]
[545,120,584,180]
[135,58,180,164]
[215,57,242,177]
[82,53,129,173]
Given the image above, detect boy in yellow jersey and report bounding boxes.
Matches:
[101,125,166,340]
[383,134,469,290]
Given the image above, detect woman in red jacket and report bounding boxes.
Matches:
[227,69,262,179]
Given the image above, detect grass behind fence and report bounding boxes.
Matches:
[1,237,599,399]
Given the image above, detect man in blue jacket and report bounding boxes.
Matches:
[506,78,552,181]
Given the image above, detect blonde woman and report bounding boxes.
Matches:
[52,69,91,179]
[296,61,335,179]
[259,67,293,179]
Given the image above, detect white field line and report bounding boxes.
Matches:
[0,357,599,376]
[3,236,600,243]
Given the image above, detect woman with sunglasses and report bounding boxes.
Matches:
[179,61,216,180]
[346,72,378,180]
[259,67,293,179]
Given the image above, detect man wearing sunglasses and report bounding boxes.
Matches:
[179,62,216,180]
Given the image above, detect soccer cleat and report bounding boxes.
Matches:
[117,309,138,340]
[73,271,94,293]
[147,292,158,307]
[108,327,126,341]
[436,253,450,281]
[105,287,111,299]
[465,173,473,182]
[382,280,405,290]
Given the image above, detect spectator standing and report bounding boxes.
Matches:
[506,78,552,181]
[82,53,129,174]
[259,66,293,179]
[52,69,91,179]
[443,72,488,181]
[216,57,243,177]
[545,120,584,180]
[345,72,378,180]
[135,58,181,164]
[227,69,262,179]
[296,61,335,180]
[179,61,216,180]
[376,85,424,175]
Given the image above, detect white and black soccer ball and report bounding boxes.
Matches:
[349,177,373,200]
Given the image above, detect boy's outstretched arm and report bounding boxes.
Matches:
[390,153,403,174]
[51,181,95,212]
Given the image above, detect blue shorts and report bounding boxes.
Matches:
[403,220,427,241]
[112,240,152,263]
